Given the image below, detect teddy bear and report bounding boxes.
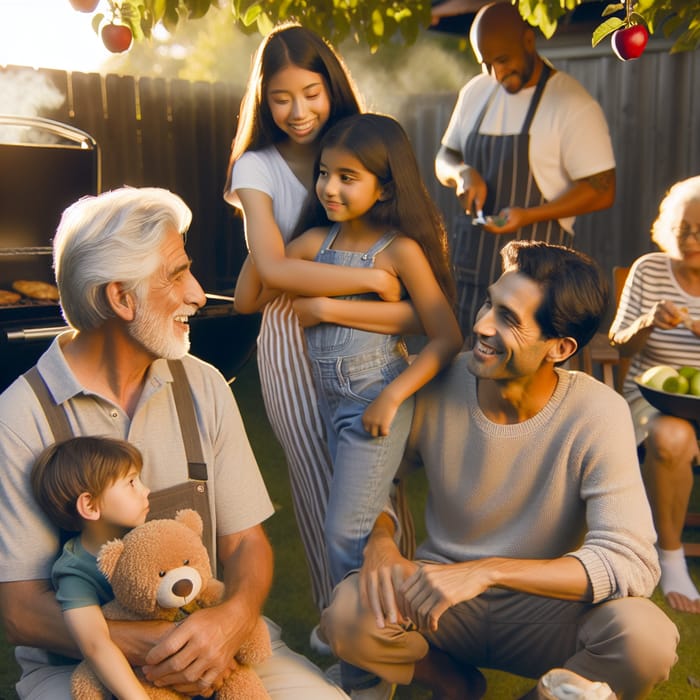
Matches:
[71,508,272,699]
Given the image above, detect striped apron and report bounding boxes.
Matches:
[450,63,573,343]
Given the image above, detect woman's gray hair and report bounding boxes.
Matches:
[651,175,700,258]
[53,187,192,331]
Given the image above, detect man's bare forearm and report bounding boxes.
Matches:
[0,580,80,658]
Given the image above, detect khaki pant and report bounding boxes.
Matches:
[15,618,349,700]
[321,573,678,699]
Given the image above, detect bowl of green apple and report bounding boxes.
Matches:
[635,365,700,422]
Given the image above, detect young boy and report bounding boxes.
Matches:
[31,436,151,700]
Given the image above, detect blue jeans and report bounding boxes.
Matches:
[310,347,414,586]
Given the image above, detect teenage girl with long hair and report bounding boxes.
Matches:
[224,25,409,634]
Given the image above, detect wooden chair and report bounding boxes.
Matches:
[577,266,700,556]
[573,266,629,389]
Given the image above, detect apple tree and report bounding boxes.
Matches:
[81,0,700,55]
[88,0,433,54]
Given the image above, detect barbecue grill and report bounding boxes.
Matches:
[0,115,259,392]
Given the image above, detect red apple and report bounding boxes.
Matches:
[69,0,100,11]
[101,22,133,53]
[611,25,649,61]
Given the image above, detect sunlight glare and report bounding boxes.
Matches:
[0,0,112,72]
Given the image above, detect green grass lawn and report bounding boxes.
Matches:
[0,356,698,699]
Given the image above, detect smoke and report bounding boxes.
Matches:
[0,68,66,143]
[343,36,475,116]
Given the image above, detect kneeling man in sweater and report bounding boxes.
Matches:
[321,241,678,700]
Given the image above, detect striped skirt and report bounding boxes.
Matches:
[256,293,334,612]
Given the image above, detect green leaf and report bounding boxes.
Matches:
[629,12,647,27]
[162,1,179,32]
[256,11,275,35]
[150,0,167,21]
[242,3,262,26]
[671,30,700,53]
[532,3,559,38]
[399,17,420,44]
[602,3,624,17]
[91,12,105,34]
[662,13,684,35]
[371,8,384,37]
[188,0,213,20]
[592,16,625,46]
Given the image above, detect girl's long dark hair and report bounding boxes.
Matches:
[223,23,363,196]
[294,113,456,304]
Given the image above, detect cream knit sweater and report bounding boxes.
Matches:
[405,353,660,604]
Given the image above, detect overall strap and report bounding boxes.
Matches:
[317,223,341,255]
[167,359,208,482]
[23,367,72,442]
[362,231,397,262]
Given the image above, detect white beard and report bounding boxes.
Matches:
[129,303,190,360]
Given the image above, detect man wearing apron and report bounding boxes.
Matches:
[436,1,616,341]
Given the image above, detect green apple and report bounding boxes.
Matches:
[691,371,700,397]
[640,365,679,390]
[662,375,689,394]
[678,365,700,381]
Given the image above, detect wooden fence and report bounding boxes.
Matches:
[1,42,699,303]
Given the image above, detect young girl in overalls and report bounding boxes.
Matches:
[238,111,462,583]
[238,113,461,693]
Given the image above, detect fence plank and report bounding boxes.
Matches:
[102,73,139,189]
[69,71,107,151]
[138,76,175,191]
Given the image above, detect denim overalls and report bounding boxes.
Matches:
[305,224,415,586]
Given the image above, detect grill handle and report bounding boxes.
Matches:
[0,115,97,149]
[6,325,70,342]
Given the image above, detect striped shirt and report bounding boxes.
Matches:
[610,252,700,402]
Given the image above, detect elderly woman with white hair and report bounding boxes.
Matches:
[610,175,700,614]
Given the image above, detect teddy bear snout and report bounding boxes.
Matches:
[172,579,194,598]
[156,566,203,608]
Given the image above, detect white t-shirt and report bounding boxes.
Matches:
[441,71,616,233]
[226,145,308,242]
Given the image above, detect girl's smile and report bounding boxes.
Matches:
[316,146,384,224]
[266,65,331,145]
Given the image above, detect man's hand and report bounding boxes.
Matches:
[399,560,495,633]
[482,207,530,234]
[142,605,244,696]
[456,166,487,217]
[359,518,418,628]
[142,525,272,697]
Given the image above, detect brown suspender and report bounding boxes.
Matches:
[24,367,72,442]
[166,359,208,481]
